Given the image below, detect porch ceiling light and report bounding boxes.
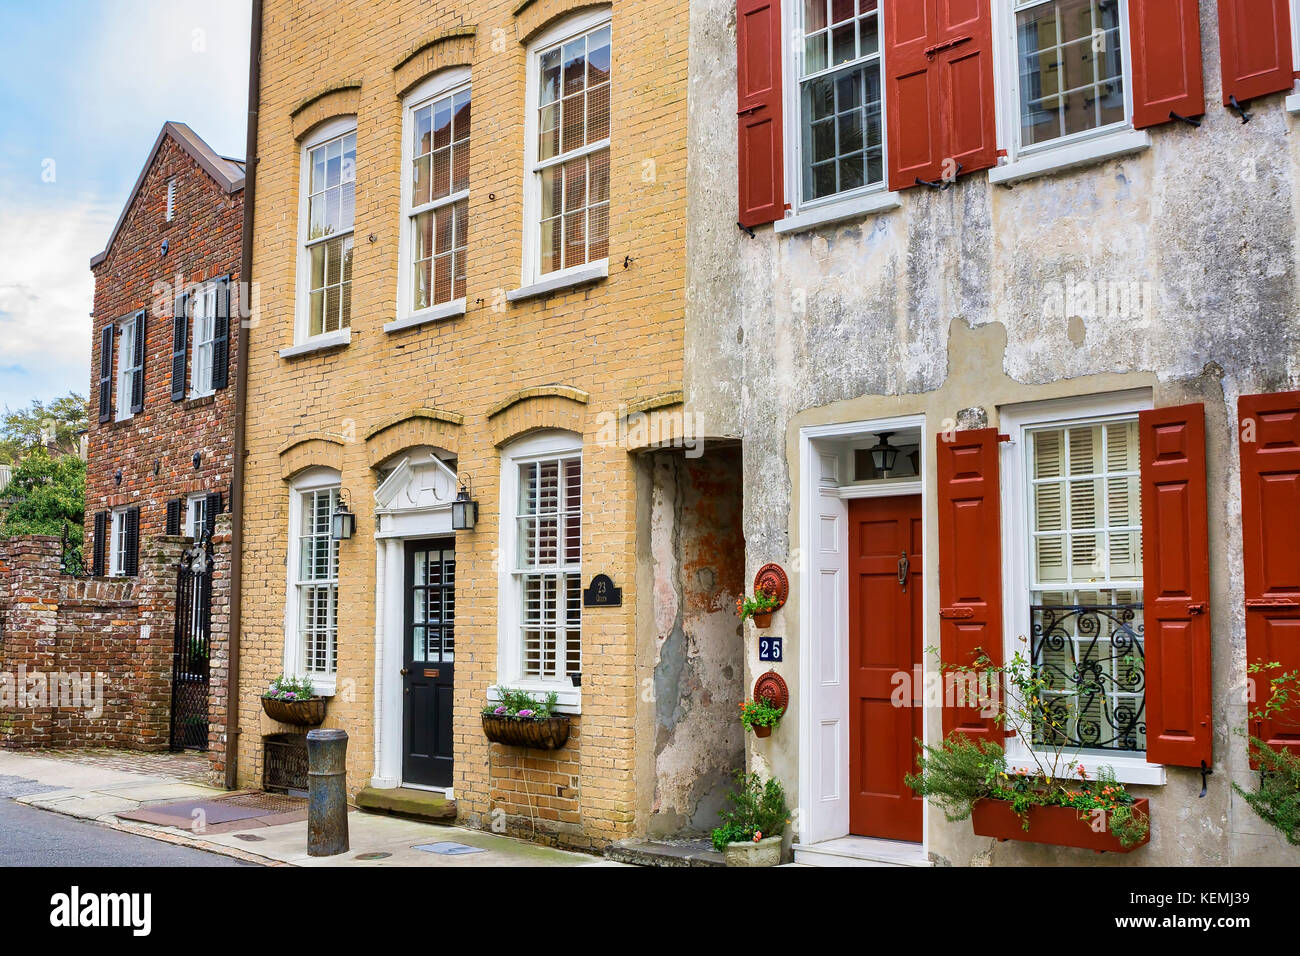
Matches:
[331,491,356,541]
[452,477,478,532]
[870,432,899,476]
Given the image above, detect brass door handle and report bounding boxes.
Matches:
[898,551,910,592]
[400,668,409,676]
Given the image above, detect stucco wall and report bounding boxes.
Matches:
[685,0,1300,864]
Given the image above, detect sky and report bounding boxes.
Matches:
[0,0,251,414]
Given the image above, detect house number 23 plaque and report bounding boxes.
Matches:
[583,573,622,607]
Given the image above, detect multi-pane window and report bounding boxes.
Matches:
[514,456,582,680]
[799,0,884,202]
[115,319,137,422]
[1015,0,1126,149]
[191,284,218,396]
[187,494,208,543]
[408,87,470,311]
[296,487,340,678]
[1027,417,1145,753]
[304,130,356,337]
[412,546,455,663]
[110,508,130,577]
[533,22,611,275]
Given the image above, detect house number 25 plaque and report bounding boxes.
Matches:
[583,573,622,607]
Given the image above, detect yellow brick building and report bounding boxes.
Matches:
[239,0,695,849]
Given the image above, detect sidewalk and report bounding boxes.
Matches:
[0,749,618,867]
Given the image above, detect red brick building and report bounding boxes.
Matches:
[86,122,244,574]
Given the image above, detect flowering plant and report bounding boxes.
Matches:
[735,587,781,622]
[263,674,316,701]
[711,770,789,851]
[739,695,784,732]
[482,687,560,721]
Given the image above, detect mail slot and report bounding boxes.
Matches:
[424,668,439,678]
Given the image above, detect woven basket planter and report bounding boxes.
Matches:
[261,696,327,727]
[481,714,571,750]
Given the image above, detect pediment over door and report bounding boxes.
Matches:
[374,453,458,537]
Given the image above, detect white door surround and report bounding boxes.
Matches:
[370,451,458,793]
[797,415,929,852]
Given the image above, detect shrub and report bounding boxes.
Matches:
[711,770,788,851]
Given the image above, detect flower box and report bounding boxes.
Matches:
[482,714,571,750]
[261,696,327,727]
[970,797,1150,853]
[722,835,782,867]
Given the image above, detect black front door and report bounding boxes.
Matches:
[402,539,455,787]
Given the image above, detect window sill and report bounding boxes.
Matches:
[384,298,466,334]
[184,392,216,409]
[774,190,902,235]
[487,682,581,715]
[1287,91,1300,114]
[279,329,352,359]
[310,678,337,698]
[1004,745,1167,786]
[988,129,1150,186]
[506,261,608,303]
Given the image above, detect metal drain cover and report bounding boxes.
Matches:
[412,842,486,856]
[355,851,392,860]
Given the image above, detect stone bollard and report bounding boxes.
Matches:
[306,728,349,856]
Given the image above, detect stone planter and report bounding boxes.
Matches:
[722,835,783,867]
[481,714,572,750]
[971,797,1150,853]
[261,696,327,727]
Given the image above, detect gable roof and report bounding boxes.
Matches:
[90,121,245,268]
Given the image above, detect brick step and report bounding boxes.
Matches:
[355,786,457,823]
[604,838,725,867]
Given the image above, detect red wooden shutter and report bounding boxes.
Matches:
[935,428,1003,741]
[1238,390,1300,760]
[1217,0,1294,105]
[1130,0,1206,127]
[737,0,784,227]
[1139,404,1212,768]
[885,0,996,191]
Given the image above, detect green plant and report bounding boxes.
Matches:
[483,687,561,720]
[736,588,780,622]
[1233,662,1300,845]
[264,674,315,701]
[711,770,789,851]
[0,448,85,540]
[904,640,1150,848]
[739,695,784,733]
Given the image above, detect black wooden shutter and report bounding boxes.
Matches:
[171,293,189,402]
[92,510,108,575]
[165,498,182,536]
[212,277,230,391]
[124,506,141,576]
[98,326,114,422]
[129,310,146,414]
[204,491,223,541]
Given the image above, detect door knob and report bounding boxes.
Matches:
[898,551,910,592]
[400,668,409,676]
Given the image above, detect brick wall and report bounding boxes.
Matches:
[0,529,229,775]
[86,132,243,554]
[242,0,688,849]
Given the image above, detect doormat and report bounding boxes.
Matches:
[412,842,487,856]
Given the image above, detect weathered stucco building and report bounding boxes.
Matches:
[683,0,1300,864]
[238,0,745,848]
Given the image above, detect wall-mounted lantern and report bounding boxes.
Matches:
[452,476,478,531]
[870,432,899,477]
[331,490,356,541]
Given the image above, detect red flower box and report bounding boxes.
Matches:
[970,797,1150,853]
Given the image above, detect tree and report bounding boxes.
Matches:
[0,448,86,540]
[0,392,89,464]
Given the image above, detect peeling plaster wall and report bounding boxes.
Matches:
[637,447,746,837]
[686,0,1300,864]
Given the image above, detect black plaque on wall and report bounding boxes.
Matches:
[583,573,622,607]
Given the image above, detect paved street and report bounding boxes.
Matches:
[0,799,248,867]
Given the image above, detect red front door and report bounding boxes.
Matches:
[848,495,923,842]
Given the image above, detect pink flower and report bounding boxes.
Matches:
[518,709,535,718]
[493,706,507,715]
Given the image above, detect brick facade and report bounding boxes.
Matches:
[241,0,688,849]
[86,124,243,557]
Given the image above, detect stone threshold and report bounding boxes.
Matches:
[355,786,457,823]
[604,838,725,867]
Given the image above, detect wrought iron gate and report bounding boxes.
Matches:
[170,540,212,751]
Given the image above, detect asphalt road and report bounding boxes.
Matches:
[0,800,250,867]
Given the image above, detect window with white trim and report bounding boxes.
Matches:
[1022,414,1145,755]
[1009,0,1128,151]
[288,479,340,684]
[299,122,356,340]
[191,283,218,397]
[400,73,470,320]
[187,494,208,542]
[795,0,884,205]
[526,13,611,280]
[109,507,130,577]
[115,316,138,422]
